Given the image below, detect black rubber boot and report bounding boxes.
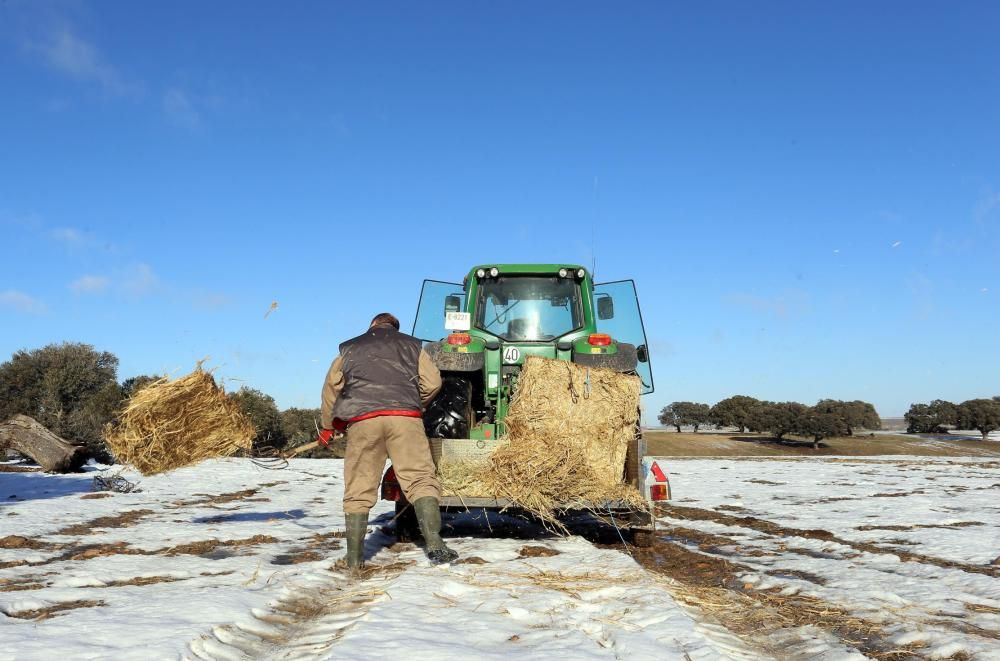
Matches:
[413,496,459,564]
[344,512,368,571]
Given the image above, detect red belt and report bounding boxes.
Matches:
[333,409,421,432]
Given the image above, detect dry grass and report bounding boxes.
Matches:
[439,357,646,528]
[104,364,255,475]
[644,431,1000,457]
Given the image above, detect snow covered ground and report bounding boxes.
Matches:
[1,456,998,659]
[658,456,1000,659]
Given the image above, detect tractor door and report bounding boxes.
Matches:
[593,280,654,394]
[413,280,466,342]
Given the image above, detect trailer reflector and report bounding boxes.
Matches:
[650,484,669,501]
[650,461,667,482]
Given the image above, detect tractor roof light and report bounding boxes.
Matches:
[588,333,612,346]
[558,268,568,278]
[476,268,486,278]
[447,332,472,345]
[577,268,586,279]
[489,267,499,277]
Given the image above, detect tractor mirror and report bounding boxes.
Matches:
[636,344,649,363]
[597,295,614,320]
[444,295,462,313]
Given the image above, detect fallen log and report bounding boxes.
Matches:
[0,415,87,473]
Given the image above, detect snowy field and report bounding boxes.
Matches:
[657,457,1000,659]
[1,456,998,660]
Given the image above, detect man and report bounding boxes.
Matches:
[319,312,459,569]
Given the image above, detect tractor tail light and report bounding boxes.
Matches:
[650,484,669,501]
[381,467,402,501]
[588,333,612,346]
[447,333,472,345]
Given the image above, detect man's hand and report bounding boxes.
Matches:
[317,429,335,446]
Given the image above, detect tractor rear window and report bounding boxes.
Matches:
[476,276,583,341]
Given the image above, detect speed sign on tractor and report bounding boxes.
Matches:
[502,347,521,364]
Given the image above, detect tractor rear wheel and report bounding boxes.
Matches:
[424,376,473,439]
[394,498,421,543]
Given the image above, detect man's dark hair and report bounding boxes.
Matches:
[370,312,400,330]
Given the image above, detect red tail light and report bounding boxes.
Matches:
[650,484,669,501]
[650,461,668,482]
[447,333,472,345]
[381,466,402,501]
[588,333,612,346]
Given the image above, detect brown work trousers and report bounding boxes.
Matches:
[343,416,441,514]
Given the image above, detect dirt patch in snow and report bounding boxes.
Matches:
[856,522,984,531]
[56,509,155,535]
[168,488,262,508]
[162,535,279,556]
[79,492,113,499]
[3,599,106,620]
[0,581,47,592]
[1,535,281,570]
[0,535,57,550]
[518,545,561,558]
[272,531,345,565]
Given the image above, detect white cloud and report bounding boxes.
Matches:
[49,227,86,244]
[974,190,1000,225]
[725,290,810,319]
[32,26,134,96]
[193,291,235,310]
[122,263,159,296]
[0,290,46,314]
[69,275,110,294]
[163,87,204,130]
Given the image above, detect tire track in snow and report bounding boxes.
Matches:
[661,504,1000,577]
[187,562,410,660]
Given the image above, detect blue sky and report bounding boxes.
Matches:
[1,1,998,420]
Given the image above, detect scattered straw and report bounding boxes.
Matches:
[104,364,255,475]
[438,357,647,529]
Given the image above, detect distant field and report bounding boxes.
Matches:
[644,430,1000,457]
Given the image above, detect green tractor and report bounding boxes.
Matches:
[382,264,670,546]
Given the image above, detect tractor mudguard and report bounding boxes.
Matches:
[424,340,485,372]
[572,342,638,373]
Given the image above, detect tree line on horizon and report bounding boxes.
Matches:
[0,342,325,463]
[657,396,881,449]
[904,398,1000,441]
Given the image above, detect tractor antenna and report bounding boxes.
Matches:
[591,175,598,280]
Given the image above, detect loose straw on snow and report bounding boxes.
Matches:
[104,364,255,475]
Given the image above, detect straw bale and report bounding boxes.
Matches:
[437,457,493,498]
[438,356,646,526]
[104,365,255,475]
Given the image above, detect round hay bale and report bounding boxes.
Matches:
[104,366,255,475]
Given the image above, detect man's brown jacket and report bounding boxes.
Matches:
[321,324,442,430]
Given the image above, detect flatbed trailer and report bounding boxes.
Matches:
[382,435,670,547]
